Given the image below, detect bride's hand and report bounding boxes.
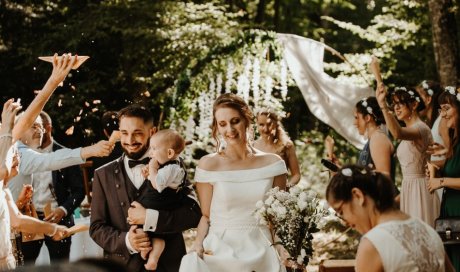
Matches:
[189,243,205,258]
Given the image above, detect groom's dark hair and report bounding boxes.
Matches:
[117,104,154,126]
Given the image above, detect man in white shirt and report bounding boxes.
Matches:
[90,104,201,272]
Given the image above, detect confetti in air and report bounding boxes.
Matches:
[65,126,74,135]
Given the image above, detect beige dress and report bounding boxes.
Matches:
[397,120,440,226]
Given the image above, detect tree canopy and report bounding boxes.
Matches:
[0,0,458,148]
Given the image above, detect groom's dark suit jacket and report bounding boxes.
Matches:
[90,155,201,272]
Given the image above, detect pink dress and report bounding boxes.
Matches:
[397,120,440,226]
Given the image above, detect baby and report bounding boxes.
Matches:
[135,129,190,270]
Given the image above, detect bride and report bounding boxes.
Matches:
[180,93,287,272]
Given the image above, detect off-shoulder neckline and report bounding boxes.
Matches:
[196,160,284,173]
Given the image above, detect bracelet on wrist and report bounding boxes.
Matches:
[440,178,444,187]
[0,133,12,140]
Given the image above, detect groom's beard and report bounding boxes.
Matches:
[122,142,149,160]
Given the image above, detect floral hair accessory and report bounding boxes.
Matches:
[421,80,434,96]
[341,168,353,177]
[444,86,460,102]
[395,86,420,102]
[360,99,374,116]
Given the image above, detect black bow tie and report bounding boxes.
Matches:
[128,157,150,168]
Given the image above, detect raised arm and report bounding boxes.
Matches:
[13,54,76,142]
[376,83,422,141]
[0,99,22,181]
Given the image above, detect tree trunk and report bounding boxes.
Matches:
[274,0,280,31]
[428,0,458,86]
[255,0,266,24]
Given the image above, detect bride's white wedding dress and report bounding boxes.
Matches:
[180,160,287,272]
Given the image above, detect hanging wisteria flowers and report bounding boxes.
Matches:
[254,187,329,268]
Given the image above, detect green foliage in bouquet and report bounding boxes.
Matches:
[254,187,329,267]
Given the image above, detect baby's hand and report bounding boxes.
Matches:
[141,165,149,179]
[148,158,160,173]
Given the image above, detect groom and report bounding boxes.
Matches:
[90,104,201,272]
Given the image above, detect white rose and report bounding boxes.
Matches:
[297,255,303,265]
[301,248,307,258]
[265,196,274,205]
[256,200,264,209]
[299,192,308,201]
[297,199,308,210]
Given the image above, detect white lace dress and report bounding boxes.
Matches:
[179,160,287,272]
[363,218,444,272]
[0,187,16,270]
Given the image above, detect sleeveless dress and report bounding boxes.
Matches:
[179,160,287,272]
[397,120,440,226]
[0,187,16,270]
[363,218,444,271]
[358,131,396,187]
[441,143,460,271]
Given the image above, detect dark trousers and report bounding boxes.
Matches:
[21,212,72,265]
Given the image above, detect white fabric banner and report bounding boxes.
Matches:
[277,33,373,148]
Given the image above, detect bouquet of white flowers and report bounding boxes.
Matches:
[254,186,329,268]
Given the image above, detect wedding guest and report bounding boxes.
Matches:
[376,84,440,226]
[254,109,300,187]
[179,93,287,272]
[0,54,79,270]
[0,101,68,270]
[327,165,448,272]
[128,129,192,270]
[7,113,113,201]
[90,104,201,272]
[415,80,448,164]
[325,97,395,180]
[16,111,85,264]
[427,86,460,271]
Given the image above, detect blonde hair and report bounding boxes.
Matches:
[256,110,291,149]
